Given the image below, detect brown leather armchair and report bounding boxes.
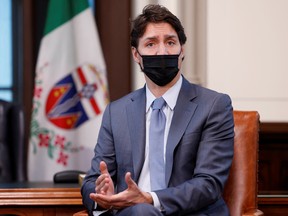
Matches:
[0,99,26,182]
[74,111,264,216]
[223,111,263,216]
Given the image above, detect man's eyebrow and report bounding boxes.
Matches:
[164,35,178,40]
[143,34,178,41]
[143,36,158,41]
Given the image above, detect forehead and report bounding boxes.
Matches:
[141,22,178,40]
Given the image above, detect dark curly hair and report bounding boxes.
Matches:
[130,4,187,48]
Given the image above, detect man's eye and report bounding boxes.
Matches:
[167,41,175,46]
[146,43,154,47]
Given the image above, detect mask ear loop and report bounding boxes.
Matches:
[136,49,143,57]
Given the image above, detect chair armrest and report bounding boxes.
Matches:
[243,209,264,216]
[73,210,88,216]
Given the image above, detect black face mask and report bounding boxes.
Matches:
[138,52,181,86]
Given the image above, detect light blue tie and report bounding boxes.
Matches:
[149,97,166,190]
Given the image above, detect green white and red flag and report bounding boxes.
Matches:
[28,0,109,181]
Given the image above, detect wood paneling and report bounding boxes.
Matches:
[95,0,132,101]
[258,193,288,216]
[258,123,288,215]
[22,0,35,181]
[259,123,288,191]
[0,182,83,216]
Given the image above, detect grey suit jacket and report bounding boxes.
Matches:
[81,77,234,216]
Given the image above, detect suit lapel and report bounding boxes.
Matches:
[126,88,146,182]
[125,79,198,185]
[165,78,198,185]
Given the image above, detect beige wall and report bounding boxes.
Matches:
[132,0,288,122]
[207,0,288,122]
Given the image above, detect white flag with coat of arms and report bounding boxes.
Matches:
[28,0,109,181]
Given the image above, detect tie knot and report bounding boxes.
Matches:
[152,97,166,110]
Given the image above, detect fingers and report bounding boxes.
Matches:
[96,175,109,193]
[100,161,109,174]
[89,193,111,210]
[93,192,122,210]
[95,161,110,194]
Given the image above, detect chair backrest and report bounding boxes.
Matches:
[0,100,26,182]
[74,110,264,216]
[223,111,263,216]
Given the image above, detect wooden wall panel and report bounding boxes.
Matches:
[259,123,288,192]
[95,0,132,101]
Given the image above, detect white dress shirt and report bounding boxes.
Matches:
[138,76,182,209]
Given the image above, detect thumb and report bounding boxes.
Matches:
[99,161,109,175]
[125,172,137,189]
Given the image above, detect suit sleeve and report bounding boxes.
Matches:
[156,93,234,215]
[80,103,116,213]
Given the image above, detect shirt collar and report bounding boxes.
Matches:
[146,76,183,112]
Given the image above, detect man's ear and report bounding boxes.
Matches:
[180,46,185,61]
[131,47,140,64]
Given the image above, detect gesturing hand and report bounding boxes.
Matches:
[90,171,153,210]
[95,161,114,196]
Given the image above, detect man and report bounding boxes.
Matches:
[81,4,234,216]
